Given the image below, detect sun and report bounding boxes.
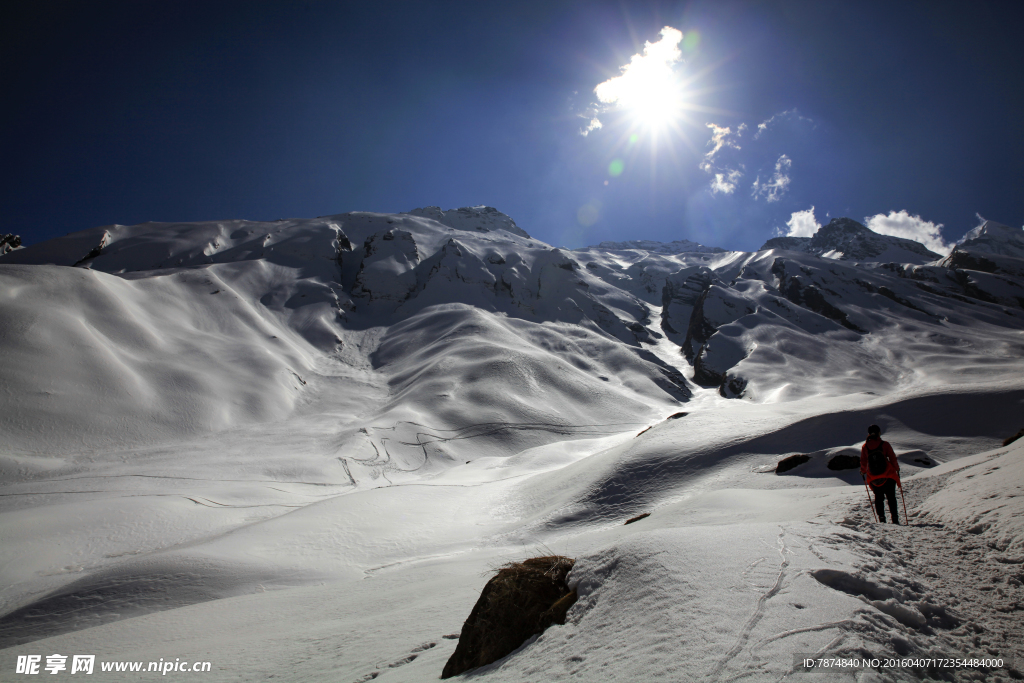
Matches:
[594,27,686,131]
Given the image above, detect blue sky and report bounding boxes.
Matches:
[2,0,1022,252]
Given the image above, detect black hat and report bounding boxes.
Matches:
[868,424,881,435]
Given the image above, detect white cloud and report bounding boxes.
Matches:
[703,123,741,161]
[594,27,684,108]
[710,169,743,195]
[786,206,820,237]
[699,123,744,193]
[580,117,603,136]
[751,154,792,202]
[754,109,814,140]
[865,210,952,255]
[698,109,812,198]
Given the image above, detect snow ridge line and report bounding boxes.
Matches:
[706,527,791,681]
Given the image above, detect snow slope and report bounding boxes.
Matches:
[2,209,1023,681]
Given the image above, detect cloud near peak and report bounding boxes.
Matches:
[865,210,953,255]
[783,207,954,255]
[785,206,820,237]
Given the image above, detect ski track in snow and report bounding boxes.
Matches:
[708,527,792,681]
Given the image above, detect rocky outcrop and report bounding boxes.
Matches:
[72,231,110,267]
[0,234,21,255]
[760,235,807,251]
[660,266,716,355]
[828,454,861,470]
[771,258,866,333]
[442,556,576,678]
[776,453,810,473]
[351,229,421,303]
[684,285,756,361]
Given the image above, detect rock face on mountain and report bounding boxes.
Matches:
[760,217,941,264]
[658,218,1024,398]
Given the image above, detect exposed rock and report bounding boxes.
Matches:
[937,248,999,274]
[0,234,21,255]
[719,374,748,399]
[692,347,724,387]
[828,454,861,470]
[333,229,353,273]
[441,556,576,678]
[772,258,866,333]
[684,284,756,361]
[776,453,810,473]
[661,266,717,356]
[692,333,749,394]
[625,512,651,525]
[351,229,421,303]
[1004,428,1024,447]
[72,231,111,267]
[760,235,808,251]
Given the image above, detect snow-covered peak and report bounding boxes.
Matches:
[584,238,725,254]
[760,217,941,264]
[404,205,530,238]
[956,219,1024,258]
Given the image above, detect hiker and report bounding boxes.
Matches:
[861,424,900,524]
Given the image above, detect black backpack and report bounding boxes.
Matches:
[867,441,888,476]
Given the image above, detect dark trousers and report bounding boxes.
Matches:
[871,478,899,523]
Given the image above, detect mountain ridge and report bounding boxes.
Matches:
[760,216,942,263]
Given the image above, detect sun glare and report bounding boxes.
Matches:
[595,27,685,130]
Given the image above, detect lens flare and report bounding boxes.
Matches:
[683,30,700,52]
[608,159,625,177]
[577,204,600,226]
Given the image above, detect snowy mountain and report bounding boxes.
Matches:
[587,238,725,254]
[955,219,1024,258]
[2,208,1024,681]
[760,217,942,263]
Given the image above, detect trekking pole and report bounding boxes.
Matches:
[898,480,908,526]
[863,479,879,523]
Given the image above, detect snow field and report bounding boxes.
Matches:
[2,210,1023,681]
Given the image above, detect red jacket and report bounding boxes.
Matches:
[860,437,900,486]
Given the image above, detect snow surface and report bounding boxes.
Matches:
[2,209,1023,681]
[956,220,1024,259]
